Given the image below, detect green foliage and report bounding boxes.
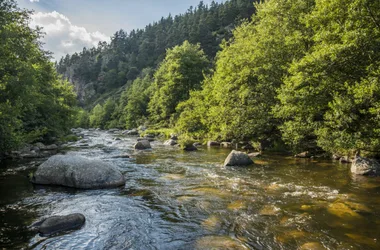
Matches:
[59,134,80,143]
[178,134,196,150]
[56,0,258,106]
[175,82,211,139]
[177,0,314,142]
[140,128,175,139]
[124,72,153,129]
[89,104,104,128]
[0,0,77,152]
[148,41,209,125]
[275,0,380,154]
[75,109,90,128]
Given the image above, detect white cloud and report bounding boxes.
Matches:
[30,11,110,61]
[30,0,39,2]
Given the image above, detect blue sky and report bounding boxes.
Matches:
[16,0,222,60]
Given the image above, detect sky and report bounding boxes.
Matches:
[16,0,221,61]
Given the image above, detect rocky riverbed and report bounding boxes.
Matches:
[1,129,380,249]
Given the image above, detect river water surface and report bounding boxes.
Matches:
[1,130,380,249]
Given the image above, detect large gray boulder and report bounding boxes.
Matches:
[32,155,125,189]
[134,140,151,150]
[37,213,85,236]
[351,157,380,176]
[224,150,254,167]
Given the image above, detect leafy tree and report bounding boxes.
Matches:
[275,0,380,155]
[0,0,77,151]
[148,41,209,126]
[75,109,90,128]
[125,73,153,129]
[89,104,104,128]
[178,0,314,142]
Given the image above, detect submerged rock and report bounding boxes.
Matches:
[196,236,246,250]
[351,156,380,176]
[223,150,254,167]
[31,155,126,189]
[164,139,178,146]
[111,154,130,159]
[207,141,220,147]
[184,145,198,151]
[299,242,326,250]
[134,140,151,150]
[37,213,85,236]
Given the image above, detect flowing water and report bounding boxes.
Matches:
[1,130,380,250]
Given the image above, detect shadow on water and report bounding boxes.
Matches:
[1,130,380,249]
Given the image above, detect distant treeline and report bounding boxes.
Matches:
[56,0,257,106]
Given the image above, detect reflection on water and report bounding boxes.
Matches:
[1,130,380,249]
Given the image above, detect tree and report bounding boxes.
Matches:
[148,41,209,126]
[125,73,153,129]
[275,0,380,155]
[183,0,314,142]
[0,0,77,151]
[89,104,104,128]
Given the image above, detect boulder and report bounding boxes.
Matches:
[170,134,178,140]
[21,151,39,159]
[207,141,220,147]
[114,137,122,141]
[193,142,202,147]
[45,144,58,151]
[134,140,151,150]
[224,150,254,167]
[351,156,380,176]
[164,139,178,146]
[31,155,126,189]
[220,142,232,148]
[34,142,46,150]
[127,129,139,136]
[295,151,311,158]
[37,213,85,236]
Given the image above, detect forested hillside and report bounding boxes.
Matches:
[0,0,77,153]
[56,0,257,106]
[66,0,380,157]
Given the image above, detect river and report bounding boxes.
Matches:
[1,129,380,249]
